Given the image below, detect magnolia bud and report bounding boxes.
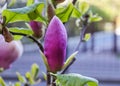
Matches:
[0,35,23,70]
[29,21,44,39]
[44,16,67,73]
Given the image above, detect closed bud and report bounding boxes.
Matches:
[29,21,44,39]
[2,27,13,42]
[47,3,55,22]
[44,16,67,73]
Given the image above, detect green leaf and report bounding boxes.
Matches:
[16,72,26,83]
[12,35,23,40]
[0,77,6,86]
[55,73,98,86]
[56,3,74,22]
[27,0,34,6]
[25,72,34,84]
[15,82,21,86]
[2,3,45,24]
[9,27,33,40]
[89,15,102,22]
[83,33,91,41]
[71,7,82,18]
[79,2,89,15]
[31,63,39,79]
[9,28,33,35]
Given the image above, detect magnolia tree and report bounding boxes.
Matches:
[0,0,102,86]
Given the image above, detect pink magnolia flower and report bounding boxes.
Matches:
[0,35,23,70]
[44,16,67,73]
[29,21,43,38]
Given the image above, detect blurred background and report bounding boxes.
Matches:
[0,0,120,86]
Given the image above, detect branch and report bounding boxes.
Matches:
[75,25,88,51]
[47,71,51,86]
[10,31,44,52]
[61,15,89,74]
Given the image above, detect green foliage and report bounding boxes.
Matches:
[31,63,39,79]
[14,82,21,86]
[89,15,102,22]
[2,3,46,25]
[56,2,89,22]
[53,73,98,86]
[25,72,35,84]
[26,0,34,6]
[9,27,33,40]
[83,33,91,41]
[88,11,103,23]
[16,63,40,85]
[78,2,89,15]
[0,77,6,86]
[56,3,74,22]
[89,5,112,21]
[71,7,82,18]
[16,72,27,83]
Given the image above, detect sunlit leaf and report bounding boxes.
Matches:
[2,3,46,24]
[83,33,91,41]
[56,3,74,22]
[25,72,34,84]
[12,35,23,40]
[31,63,39,79]
[89,16,102,22]
[27,0,34,6]
[72,7,82,18]
[9,27,33,35]
[9,27,33,40]
[54,73,98,86]
[15,82,21,86]
[16,72,26,83]
[78,2,89,15]
[0,77,6,86]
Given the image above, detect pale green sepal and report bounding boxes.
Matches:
[62,51,78,70]
[39,50,50,71]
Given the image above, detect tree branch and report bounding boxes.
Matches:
[10,31,44,52]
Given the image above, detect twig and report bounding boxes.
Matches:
[72,0,77,5]
[47,71,51,86]
[75,25,88,51]
[61,15,89,74]
[10,31,44,52]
